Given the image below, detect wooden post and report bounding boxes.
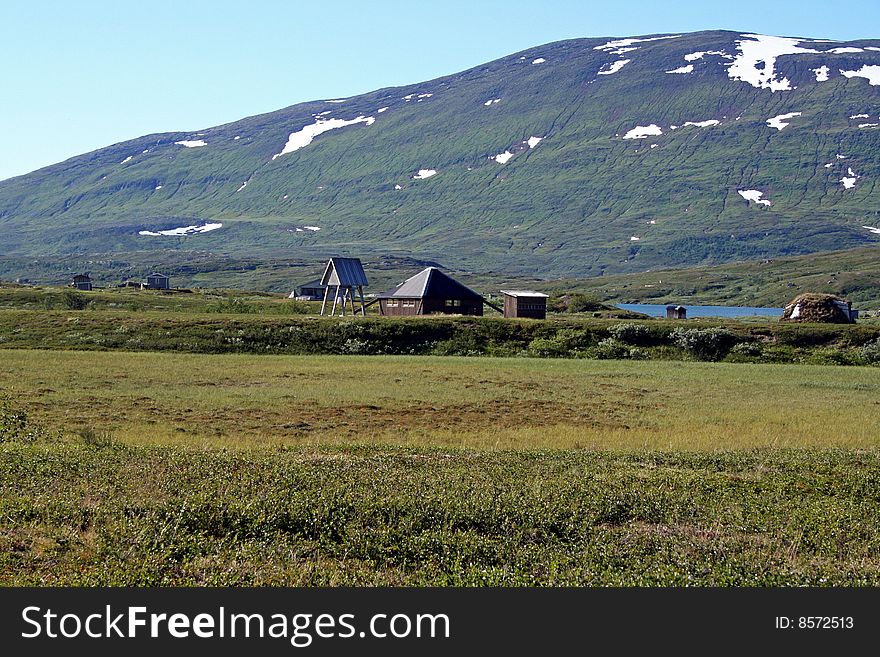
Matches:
[357,285,366,316]
[331,285,340,315]
[320,285,331,316]
[348,287,356,316]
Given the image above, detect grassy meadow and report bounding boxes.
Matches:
[1,350,878,450]
[2,328,880,585]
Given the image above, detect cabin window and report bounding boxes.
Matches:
[387,300,398,307]
[445,299,461,307]
[402,300,416,307]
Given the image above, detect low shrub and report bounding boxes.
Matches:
[607,323,652,346]
[858,338,880,366]
[670,327,738,361]
[62,290,90,310]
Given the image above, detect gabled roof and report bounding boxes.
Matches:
[147,272,169,279]
[296,278,325,290]
[378,267,482,300]
[321,257,368,287]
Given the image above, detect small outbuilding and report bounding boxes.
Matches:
[143,273,170,290]
[377,267,483,316]
[289,279,326,301]
[320,257,369,316]
[501,290,549,319]
[666,305,687,320]
[70,273,92,291]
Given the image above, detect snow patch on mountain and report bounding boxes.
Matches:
[840,167,859,189]
[684,50,731,61]
[120,156,132,164]
[623,124,662,139]
[139,223,222,236]
[863,226,880,234]
[598,59,630,75]
[766,112,802,130]
[175,140,207,148]
[412,169,437,180]
[683,120,721,128]
[526,136,543,148]
[667,65,694,74]
[813,66,830,81]
[738,190,772,206]
[593,35,681,54]
[272,116,376,159]
[827,47,864,54]
[532,58,546,64]
[840,65,880,85]
[492,151,514,164]
[727,34,819,92]
[484,99,501,106]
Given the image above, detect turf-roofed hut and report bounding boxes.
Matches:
[377,267,484,316]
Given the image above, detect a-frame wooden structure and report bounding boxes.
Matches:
[319,257,369,316]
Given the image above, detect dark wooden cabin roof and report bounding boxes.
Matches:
[378,267,482,300]
[321,258,369,287]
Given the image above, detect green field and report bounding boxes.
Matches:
[2,348,880,586]
[2,350,879,450]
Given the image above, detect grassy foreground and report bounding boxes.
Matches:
[2,446,879,586]
[3,350,879,586]
[2,350,879,449]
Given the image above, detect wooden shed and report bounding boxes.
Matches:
[70,273,92,291]
[144,273,170,290]
[377,267,483,316]
[290,278,325,301]
[501,290,549,319]
[666,305,687,319]
[320,257,368,316]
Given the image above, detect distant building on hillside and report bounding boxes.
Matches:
[290,278,326,301]
[501,290,549,319]
[70,273,92,291]
[143,272,170,290]
[666,305,687,319]
[377,267,483,316]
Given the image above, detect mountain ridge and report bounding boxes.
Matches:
[1,29,879,281]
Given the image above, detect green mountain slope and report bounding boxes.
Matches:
[1,30,879,279]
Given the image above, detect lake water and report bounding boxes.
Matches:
[618,303,783,318]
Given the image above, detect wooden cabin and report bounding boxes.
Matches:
[70,273,92,291]
[378,267,483,316]
[501,290,549,319]
[666,305,687,319]
[144,272,170,290]
[290,278,326,301]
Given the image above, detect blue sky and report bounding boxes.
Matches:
[1,0,878,180]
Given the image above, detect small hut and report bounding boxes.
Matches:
[781,293,855,323]
[666,305,687,320]
[501,290,549,319]
[70,273,92,291]
[320,258,368,316]
[289,279,325,301]
[377,267,483,316]
[143,272,170,290]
